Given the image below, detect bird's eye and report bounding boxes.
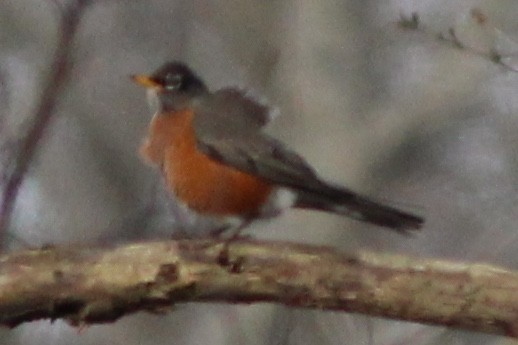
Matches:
[164,73,182,90]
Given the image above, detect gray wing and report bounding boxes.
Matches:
[195,133,424,231]
[193,87,318,186]
[192,89,424,231]
[196,133,320,188]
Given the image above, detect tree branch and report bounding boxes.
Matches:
[0,238,517,337]
[0,0,92,244]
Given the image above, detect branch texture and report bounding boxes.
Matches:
[0,239,517,337]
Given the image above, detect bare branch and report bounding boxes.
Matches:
[0,238,517,338]
[0,0,92,243]
[398,9,518,71]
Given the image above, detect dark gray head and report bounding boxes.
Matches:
[149,62,207,95]
[132,61,208,111]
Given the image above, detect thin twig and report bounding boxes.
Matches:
[398,10,516,72]
[0,238,518,338]
[0,0,91,245]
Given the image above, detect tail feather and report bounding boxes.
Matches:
[294,183,424,233]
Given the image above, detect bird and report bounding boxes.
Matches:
[131,61,424,235]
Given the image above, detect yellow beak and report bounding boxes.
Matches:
[130,74,162,89]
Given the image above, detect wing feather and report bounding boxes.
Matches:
[192,89,424,231]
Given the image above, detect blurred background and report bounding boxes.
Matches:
[2,0,518,344]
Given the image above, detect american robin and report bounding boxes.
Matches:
[131,62,424,234]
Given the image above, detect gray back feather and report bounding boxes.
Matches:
[193,88,319,187]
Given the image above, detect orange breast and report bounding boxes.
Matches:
[140,109,272,216]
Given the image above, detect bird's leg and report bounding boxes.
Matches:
[216,218,253,268]
[228,218,253,240]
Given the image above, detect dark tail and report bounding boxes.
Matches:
[294,182,424,233]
